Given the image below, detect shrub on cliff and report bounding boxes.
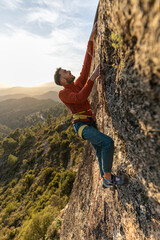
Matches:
[60,169,76,196]
[8,128,22,141]
[23,211,53,240]
[8,154,18,166]
[2,137,18,151]
[5,203,15,215]
[41,167,53,184]
[20,128,35,147]
[22,174,35,188]
[48,173,61,189]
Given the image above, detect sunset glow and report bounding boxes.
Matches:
[0,0,99,88]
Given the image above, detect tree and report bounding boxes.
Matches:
[3,138,18,151]
[8,154,18,166]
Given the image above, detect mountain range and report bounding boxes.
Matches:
[0,97,63,134]
[0,91,60,102]
[0,82,63,139]
[0,82,62,101]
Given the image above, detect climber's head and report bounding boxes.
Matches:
[54,68,75,86]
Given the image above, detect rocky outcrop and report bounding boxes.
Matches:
[60,0,160,239]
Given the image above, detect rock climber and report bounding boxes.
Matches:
[54,22,124,188]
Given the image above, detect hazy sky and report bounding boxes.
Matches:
[0,0,99,88]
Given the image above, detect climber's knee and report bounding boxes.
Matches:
[104,136,114,149]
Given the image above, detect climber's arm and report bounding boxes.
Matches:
[75,23,97,89]
[89,22,97,41]
[59,65,100,104]
[59,79,94,104]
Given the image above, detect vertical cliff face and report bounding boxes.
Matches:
[60,0,160,239]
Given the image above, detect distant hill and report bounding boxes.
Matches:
[0,93,29,102]
[0,91,60,102]
[0,97,61,129]
[0,82,62,97]
[34,91,60,102]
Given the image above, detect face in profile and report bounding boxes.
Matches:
[59,69,75,84]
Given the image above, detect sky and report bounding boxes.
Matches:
[0,0,99,88]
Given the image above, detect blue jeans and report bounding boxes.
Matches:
[73,121,114,178]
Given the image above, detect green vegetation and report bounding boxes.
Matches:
[0,123,12,140]
[2,137,18,151]
[0,107,83,240]
[111,32,123,49]
[8,154,18,166]
[23,210,53,240]
[110,30,124,71]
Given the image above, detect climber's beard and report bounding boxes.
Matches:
[66,74,75,83]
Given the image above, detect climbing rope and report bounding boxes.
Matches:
[86,31,105,240]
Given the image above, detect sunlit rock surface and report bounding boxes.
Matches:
[60,0,160,239]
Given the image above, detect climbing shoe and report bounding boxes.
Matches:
[102,174,124,188]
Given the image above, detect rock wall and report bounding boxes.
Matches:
[60,0,160,239]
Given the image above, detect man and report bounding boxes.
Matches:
[54,23,124,187]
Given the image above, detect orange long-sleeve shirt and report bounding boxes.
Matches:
[59,40,94,122]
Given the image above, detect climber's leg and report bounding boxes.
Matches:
[82,126,114,174]
[73,123,125,187]
[92,144,103,178]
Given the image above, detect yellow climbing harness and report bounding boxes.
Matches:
[73,109,91,138]
[72,109,92,121]
[78,124,88,138]
[73,114,92,121]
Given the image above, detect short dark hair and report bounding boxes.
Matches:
[54,67,62,86]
